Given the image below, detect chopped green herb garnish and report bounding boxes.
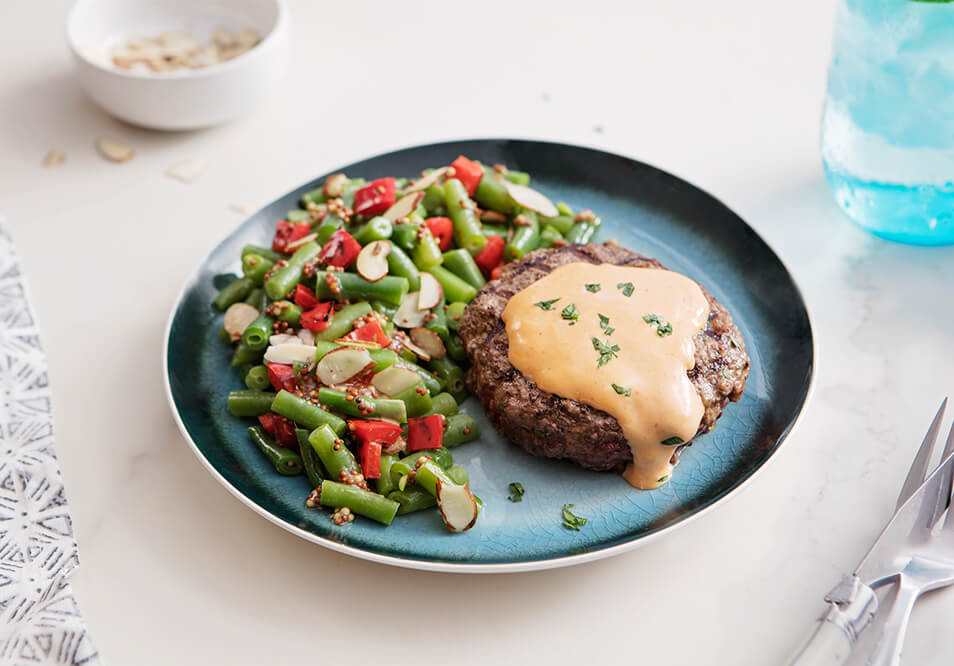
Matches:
[591,337,620,367]
[534,298,560,311]
[643,313,662,325]
[660,436,684,446]
[597,313,615,336]
[508,482,525,503]
[656,322,672,337]
[561,303,579,322]
[612,383,631,397]
[643,313,672,337]
[657,475,670,483]
[585,283,601,293]
[616,282,635,297]
[728,335,741,349]
[562,504,588,531]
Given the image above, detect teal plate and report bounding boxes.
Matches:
[164,139,814,573]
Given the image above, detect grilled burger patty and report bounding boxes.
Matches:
[457,243,750,472]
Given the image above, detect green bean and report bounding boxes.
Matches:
[308,424,357,478]
[502,169,530,186]
[445,302,467,331]
[426,266,477,304]
[392,384,432,418]
[426,299,449,342]
[245,365,271,391]
[218,327,232,344]
[565,217,602,244]
[272,390,347,435]
[352,216,393,244]
[265,241,320,300]
[446,465,469,486]
[441,249,486,290]
[242,253,275,285]
[385,244,420,292]
[273,300,302,325]
[540,214,575,235]
[296,428,326,489]
[481,224,510,238]
[231,343,264,367]
[556,202,574,217]
[445,332,467,362]
[241,312,275,350]
[474,171,514,214]
[395,359,444,395]
[370,299,398,320]
[316,213,345,245]
[301,186,325,207]
[247,426,303,476]
[243,288,265,310]
[315,272,409,308]
[315,302,373,342]
[539,224,564,249]
[398,448,453,470]
[505,212,540,262]
[376,454,398,496]
[319,481,399,526]
[427,392,459,417]
[214,276,254,310]
[443,413,480,448]
[412,227,444,270]
[444,179,486,254]
[287,209,310,223]
[227,390,275,417]
[421,183,446,213]
[340,178,367,208]
[428,356,466,403]
[242,244,285,263]
[317,387,407,422]
[412,459,457,496]
[390,223,418,253]
[314,340,400,371]
[389,488,437,515]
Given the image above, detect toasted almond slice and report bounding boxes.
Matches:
[371,366,421,396]
[400,336,431,362]
[224,303,259,342]
[212,28,236,48]
[503,182,558,218]
[236,28,261,48]
[435,479,479,532]
[96,138,134,163]
[316,346,374,385]
[189,45,220,68]
[382,191,424,223]
[264,343,317,365]
[356,240,391,282]
[166,158,204,183]
[230,201,257,215]
[298,328,315,346]
[42,149,65,168]
[382,437,406,456]
[480,210,507,223]
[404,167,448,194]
[323,173,348,198]
[393,292,429,328]
[269,333,298,346]
[409,327,446,360]
[418,273,443,310]
[333,338,383,351]
[286,232,318,252]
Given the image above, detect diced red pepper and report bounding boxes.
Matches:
[347,320,390,346]
[359,441,382,479]
[266,363,297,392]
[352,177,396,218]
[406,414,445,451]
[293,283,319,309]
[319,229,362,268]
[258,413,298,448]
[300,302,334,331]
[475,235,505,277]
[425,217,454,251]
[272,221,311,253]
[449,156,483,196]
[348,419,404,446]
[490,263,504,280]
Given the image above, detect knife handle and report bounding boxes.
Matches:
[783,619,853,666]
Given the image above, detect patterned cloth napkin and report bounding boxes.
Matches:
[0,220,102,665]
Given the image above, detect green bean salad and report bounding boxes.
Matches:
[214,156,602,532]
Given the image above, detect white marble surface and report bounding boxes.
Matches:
[2,1,954,663]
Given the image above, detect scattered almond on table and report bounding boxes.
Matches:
[166,158,204,183]
[96,138,134,163]
[42,150,66,168]
[230,201,257,215]
[111,28,261,73]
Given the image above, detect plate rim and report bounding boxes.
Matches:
[162,137,816,574]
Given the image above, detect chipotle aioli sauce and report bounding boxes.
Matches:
[502,263,709,489]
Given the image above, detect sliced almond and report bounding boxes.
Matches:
[223,302,259,342]
[404,167,448,194]
[393,292,429,328]
[264,343,317,365]
[409,327,446,360]
[382,437,406,456]
[166,158,204,183]
[297,328,315,346]
[236,28,261,49]
[333,338,383,351]
[322,173,348,199]
[435,479,479,532]
[356,240,391,282]
[285,232,318,252]
[96,138,134,163]
[316,346,374,385]
[230,201,257,215]
[269,333,298,346]
[382,191,425,223]
[42,149,65,168]
[418,273,443,310]
[503,182,558,218]
[399,335,432,362]
[212,28,236,48]
[371,366,421,396]
[480,210,507,223]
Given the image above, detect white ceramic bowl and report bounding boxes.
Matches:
[66,0,289,131]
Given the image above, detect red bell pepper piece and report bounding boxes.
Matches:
[258,414,298,448]
[474,235,505,277]
[272,221,311,253]
[490,263,504,280]
[352,177,396,218]
[425,217,454,251]
[359,441,382,479]
[319,229,362,268]
[347,320,390,346]
[300,302,334,331]
[266,363,297,392]
[449,156,483,196]
[293,283,319,309]
[406,414,445,451]
[348,419,404,446]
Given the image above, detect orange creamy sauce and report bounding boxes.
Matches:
[502,263,709,489]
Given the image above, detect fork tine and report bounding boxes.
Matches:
[941,420,954,530]
[897,397,948,509]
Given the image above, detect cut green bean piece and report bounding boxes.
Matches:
[370,299,398,320]
[308,424,357,478]
[539,224,564,249]
[427,392,459,417]
[214,276,255,310]
[426,298,450,342]
[316,213,345,245]
[315,272,409,308]
[319,481,399,526]
[474,171,514,214]
[481,224,510,238]
[218,327,232,344]
[556,202,574,217]
[540,214,574,235]
[273,300,302,325]
[505,212,540,262]
[421,183,446,213]
[444,178,486,254]
[296,428,326,489]
[502,169,530,186]
[446,465,469,486]
[242,253,275,285]
[412,459,457,496]
[301,186,325,207]
[428,356,466,403]
[445,302,467,331]
[443,413,480,448]
[399,448,453,470]
[565,215,602,245]
[426,265,477,304]
[385,244,420,292]
[352,216,393,245]
[244,288,265,310]
[412,227,444,270]
[287,209,310,223]
[248,426,303,476]
[389,488,437,515]
[441,249,486,290]
[376,454,398,496]
[231,343,264,367]
[265,241,320,300]
[315,302,373,342]
[245,365,271,391]
[241,244,285,263]
[241,312,275,350]
[317,387,407,422]
[396,359,443,395]
[445,332,467,362]
[272,390,347,435]
[392,384,432,418]
[227,390,275,417]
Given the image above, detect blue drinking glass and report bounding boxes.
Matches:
[822,0,954,245]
